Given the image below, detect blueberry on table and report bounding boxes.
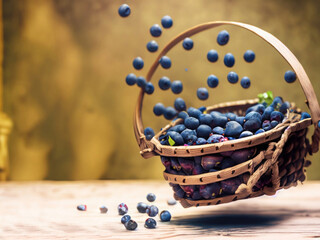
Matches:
[227,71,238,84]
[171,80,183,94]
[160,210,172,222]
[240,76,251,89]
[284,70,296,83]
[224,53,235,67]
[239,131,253,138]
[125,73,137,86]
[207,75,219,88]
[217,30,229,45]
[137,202,149,213]
[187,107,202,119]
[158,76,171,90]
[137,76,147,88]
[224,121,243,138]
[207,50,218,62]
[118,4,131,17]
[146,193,156,202]
[144,82,154,94]
[164,107,178,120]
[244,50,255,62]
[146,205,159,217]
[124,220,138,231]
[133,57,144,70]
[144,127,155,140]
[145,218,157,229]
[121,215,131,224]
[182,38,194,50]
[160,56,172,69]
[146,40,159,52]
[174,98,186,111]
[161,15,173,28]
[184,117,200,130]
[150,24,162,37]
[197,87,209,100]
[118,203,128,215]
[167,198,177,205]
[99,206,108,214]
[153,103,165,116]
[197,124,212,139]
[77,204,86,211]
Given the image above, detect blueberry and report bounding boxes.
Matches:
[255,129,265,134]
[196,137,207,145]
[212,126,224,135]
[210,112,228,127]
[77,204,86,211]
[207,134,224,143]
[244,118,261,132]
[99,206,108,213]
[158,76,171,90]
[271,96,283,109]
[243,50,255,62]
[246,104,265,115]
[164,107,177,120]
[124,220,138,231]
[153,103,166,116]
[240,77,251,89]
[178,157,194,174]
[146,193,156,202]
[220,158,236,169]
[245,111,262,122]
[118,203,128,215]
[137,202,149,213]
[262,120,272,131]
[231,148,255,164]
[235,116,245,126]
[224,53,235,67]
[118,4,131,17]
[167,198,177,205]
[207,50,218,62]
[161,15,173,28]
[201,155,223,170]
[177,111,188,120]
[318,120,320,128]
[227,71,238,84]
[145,218,157,229]
[186,134,197,145]
[270,111,284,122]
[271,120,279,128]
[239,131,253,138]
[262,106,274,121]
[167,131,184,146]
[191,190,202,200]
[284,70,296,83]
[174,98,186,111]
[181,129,197,142]
[168,124,186,133]
[197,87,209,100]
[160,56,171,69]
[224,121,243,138]
[185,117,200,130]
[300,112,311,120]
[150,24,162,37]
[225,112,237,121]
[182,38,193,50]
[146,205,159,217]
[207,75,219,88]
[279,101,291,114]
[198,106,207,113]
[133,57,144,70]
[199,183,221,199]
[199,114,213,126]
[125,73,137,86]
[171,80,183,94]
[217,30,229,45]
[197,125,212,139]
[144,127,155,140]
[187,107,202,119]
[146,40,158,52]
[137,76,147,88]
[221,177,242,194]
[145,82,154,94]
[121,215,131,224]
[160,210,172,222]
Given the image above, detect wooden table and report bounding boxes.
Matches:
[0,181,320,239]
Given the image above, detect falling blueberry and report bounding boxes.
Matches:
[240,76,251,89]
[207,49,218,62]
[161,15,173,28]
[145,82,155,94]
[146,193,156,202]
[197,88,209,100]
[244,50,255,63]
[158,76,171,90]
[77,204,86,211]
[118,4,131,17]
[160,210,172,222]
[146,40,159,52]
[133,57,144,70]
[217,30,229,45]
[153,103,166,116]
[124,220,138,231]
[99,206,108,214]
[284,70,296,83]
[145,218,157,229]
[171,80,183,94]
[137,76,147,88]
[174,98,186,111]
[207,75,219,88]
[150,24,162,37]
[182,38,194,50]
[125,73,137,86]
[227,72,239,84]
[118,203,128,215]
[224,53,235,67]
[164,107,178,120]
[144,127,155,140]
[121,215,131,224]
[160,56,172,69]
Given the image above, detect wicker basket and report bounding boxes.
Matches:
[133,21,320,208]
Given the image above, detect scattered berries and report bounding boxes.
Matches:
[146,193,156,202]
[121,215,131,224]
[207,50,218,62]
[171,80,183,94]
[224,53,235,67]
[227,72,239,84]
[77,205,86,211]
[197,87,209,100]
[217,30,229,45]
[146,205,159,217]
[125,73,137,86]
[207,75,219,88]
[124,220,138,231]
[118,4,131,17]
[99,206,108,214]
[240,76,251,89]
[137,202,149,213]
[146,40,159,52]
[161,15,173,28]
[160,56,172,69]
[133,57,144,70]
[284,70,296,83]
[244,50,255,62]
[118,203,128,215]
[144,218,157,229]
[150,24,162,37]
[182,38,194,50]
[158,76,171,90]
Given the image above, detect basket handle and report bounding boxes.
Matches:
[134,21,320,158]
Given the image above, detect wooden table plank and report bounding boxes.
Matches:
[0,181,320,239]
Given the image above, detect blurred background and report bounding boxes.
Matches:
[2,0,320,180]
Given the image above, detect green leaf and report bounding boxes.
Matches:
[168,136,175,146]
[258,91,273,106]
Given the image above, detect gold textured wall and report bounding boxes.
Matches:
[3,0,320,180]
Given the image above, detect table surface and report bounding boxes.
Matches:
[0,180,320,240]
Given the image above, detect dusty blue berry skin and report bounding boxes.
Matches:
[270,111,284,122]
[133,57,144,70]
[150,24,162,37]
[145,218,157,229]
[124,220,138,231]
[137,76,147,88]
[197,87,209,100]
[126,73,137,86]
[118,203,128,215]
[161,15,173,28]
[197,125,212,139]
[187,107,202,119]
[118,4,131,17]
[210,112,228,127]
[236,116,245,126]
[145,82,154,94]
[279,101,291,114]
[227,72,239,84]
[160,210,172,222]
[284,70,296,83]
[171,80,183,94]
[212,126,224,135]
[196,137,207,145]
[207,134,224,143]
[199,114,213,126]
[255,129,265,135]
[182,38,194,50]
[244,50,255,62]
[164,107,177,120]
[153,103,165,116]
[147,40,158,52]
[174,98,186,111]
[146,205,159,217]
[224,121,243,138]
[168,124,186,133]
[239,131,253,138]
[137,202,149,213]
[245,111,262,122]
[224,53,235,67]
[185,117,200,130]
[217,30,229,45]
[271,120,279,128]
[160,56,172,69]
[146,193,156,202]
[121,215,131,224]
[207,50,218,62]
[240,77,251,89]
[177,111,188,120]
[225,112,237,121]
[144,127,155,140]
[318,120,320,128]
[300,112,311,120]
[207,75,219,88]
[198,106,206,113]
[159,76,171,90]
